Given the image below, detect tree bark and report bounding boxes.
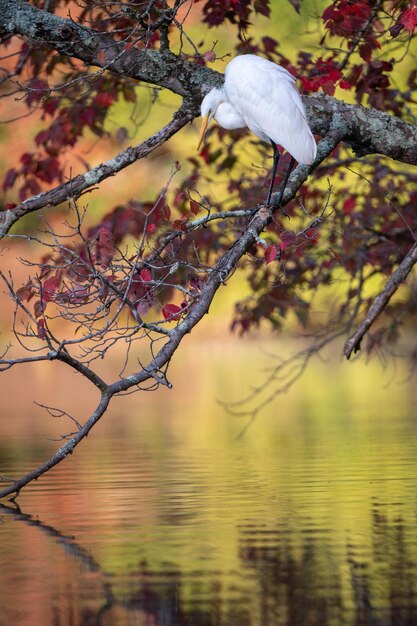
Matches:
[1,0,416,167]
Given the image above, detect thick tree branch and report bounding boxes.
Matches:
[0,0,221,98]
[307,94,417,166]
[0,103,194,238]
[0,0,416,237]
[344,243,417,359]
[0,1,416,168]
[1,95,415,240]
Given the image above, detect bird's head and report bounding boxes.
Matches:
[197,87,224,150]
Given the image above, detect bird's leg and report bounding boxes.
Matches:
[274,156,296,213]
[266,140,280,206]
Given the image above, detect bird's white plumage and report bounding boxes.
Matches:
[200,54,316,165]
[214,101,246,130]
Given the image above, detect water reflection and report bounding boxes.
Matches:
[2,494,417,625]
[0,343,417,625]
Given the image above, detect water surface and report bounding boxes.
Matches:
[0,339,416,626]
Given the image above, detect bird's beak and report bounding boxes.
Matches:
[197,115,210,151]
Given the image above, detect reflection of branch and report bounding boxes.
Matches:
[0,502,103,573]
[344,243,417,359]
[0,104,193,239]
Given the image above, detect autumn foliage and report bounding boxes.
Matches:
[1,0,417,350]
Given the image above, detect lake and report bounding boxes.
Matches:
[0,335,417,626]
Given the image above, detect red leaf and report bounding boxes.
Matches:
[42,273,61,303]
[136,298,153,318]
[301,77,320,93]
[198,145,211,164]
[321,80,336,96]
[34,299,44,319]
[359,42,373,63]
[204,50,216,63]
[26,78,48,106]
[322,5,335,21]
[369,36,381,50]
[281,230,296,247]
[264,244,278,265]
[146,223,157,234]
[390,20,404,38]
[16,280,34,302]
[152,198,171,223]
[96,228,115,269]
[93,92,115,108]
[343,197,356,214]
[37,319,46,339]
[162,303,182,321]
[80,107,97,127]
[43,98,59,117]
[173,218,188,232]
[262,36,278,52]
[3,168,17,191]
[140,268,152,282]
[339,80,352,90]
[190,199,200,215]
[20,153,33,167]
[401,6,417,32]
[19,177,41,201]
[68,283,90,303]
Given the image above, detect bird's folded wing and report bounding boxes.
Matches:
[225,63,316,165]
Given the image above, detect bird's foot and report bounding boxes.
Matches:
[249,203,270,223]
[263,199,290,219]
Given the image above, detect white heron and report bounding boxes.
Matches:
[197,54,316,208]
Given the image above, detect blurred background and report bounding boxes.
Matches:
[1,1,417,625]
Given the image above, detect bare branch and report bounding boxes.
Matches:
[0,103,194,239]
[344,243,417,359]
[0,391,112,501]
[0,131,341,500]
